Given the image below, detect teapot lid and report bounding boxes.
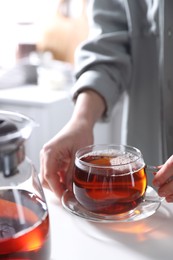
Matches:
[0,110,37,152]
[0,110,38,177]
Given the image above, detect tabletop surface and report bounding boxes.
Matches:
[45,189,173,260]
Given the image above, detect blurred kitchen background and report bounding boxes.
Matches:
[0,0,124,171]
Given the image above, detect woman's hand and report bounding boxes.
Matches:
[153,155,173,202]
[40,90,106,200]
[40,118,94,199]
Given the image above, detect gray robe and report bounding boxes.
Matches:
[72,0,173,166]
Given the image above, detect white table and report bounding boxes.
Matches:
[45,189,173,260]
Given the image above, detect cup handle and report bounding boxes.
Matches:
[144,165,165,203]
[145,165,159,174]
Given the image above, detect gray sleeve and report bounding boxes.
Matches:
[72,0,132,117]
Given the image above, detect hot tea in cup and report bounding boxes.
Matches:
[72,144,150,215]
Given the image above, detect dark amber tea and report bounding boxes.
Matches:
[0,189,50,259]
[73,145,147,215]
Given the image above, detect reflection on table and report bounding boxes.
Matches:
[45,189,173,260]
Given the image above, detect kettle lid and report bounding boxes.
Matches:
[0,110,37,151]
[0,110,38,177]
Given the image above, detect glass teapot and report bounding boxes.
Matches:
[0,110,50,259]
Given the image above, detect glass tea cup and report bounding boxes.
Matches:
[0,110,50,259]
[72,144,160,216]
